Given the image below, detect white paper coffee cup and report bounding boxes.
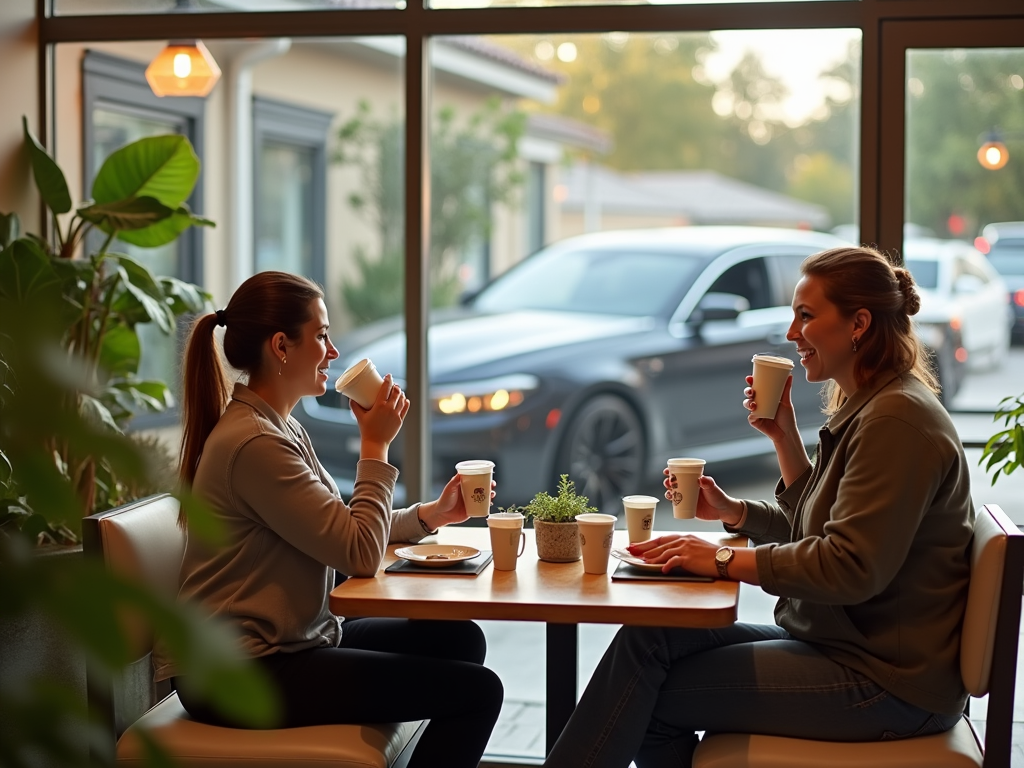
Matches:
[667,458,705,519]
[575,512,617,575]
[455,460,495,518]
[487,512,525,571]
[334,358,385,409]
[622,495,658,543]
[750,354,795,420]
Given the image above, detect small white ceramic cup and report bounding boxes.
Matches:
[487,512,526,571]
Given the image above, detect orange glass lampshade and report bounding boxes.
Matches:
[145,40,221,98]
[977,139,1009,170]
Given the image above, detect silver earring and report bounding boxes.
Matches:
[851,337,858,353]
[279,356,287,376]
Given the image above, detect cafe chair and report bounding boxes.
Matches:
[83,493,425,768]
[693,503,1023,768]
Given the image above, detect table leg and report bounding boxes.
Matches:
[545,622,578,755]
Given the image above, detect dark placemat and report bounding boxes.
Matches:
[610,560,714,583]
[385,550,493,576]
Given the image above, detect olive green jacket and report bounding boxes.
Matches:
[730,371,974,716]
[154,384,426,681]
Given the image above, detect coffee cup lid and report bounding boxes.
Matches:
[751,354,795,370]
[335,358,375,392]
[667,457,705,468]
[575,513,617,524]
[456,460,495,474]
[622,495,659,508]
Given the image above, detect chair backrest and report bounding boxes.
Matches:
[958,504,1023,768]
[82,494,185,745]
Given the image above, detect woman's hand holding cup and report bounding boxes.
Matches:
[744,374,798,444]
[350,374,410,460]
[662,470,744,527]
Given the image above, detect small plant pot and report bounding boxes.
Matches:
[533,519,581,563]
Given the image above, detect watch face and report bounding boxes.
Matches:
[716,547,732,563]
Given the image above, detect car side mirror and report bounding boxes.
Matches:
[689,292,750,325]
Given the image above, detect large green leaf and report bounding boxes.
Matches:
[116,202,215,248]
[0,211,20,248]
[22,116,72,215]
[92,134,199,209]
[0,238,62,303]
[98,324,141,377]
[109,260,174,334]
[77,196,174,234]
[161,275,209,315]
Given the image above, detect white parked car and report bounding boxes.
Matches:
[904,237,1013,372]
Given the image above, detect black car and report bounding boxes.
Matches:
[980,221,1024,344]
[297,226,848,512]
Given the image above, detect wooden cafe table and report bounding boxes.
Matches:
[329,526,745,755]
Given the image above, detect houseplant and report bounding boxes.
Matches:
[0,120,277,767]
[980,392,1024,484]
[0,117,210,540]
[517,474,597,563]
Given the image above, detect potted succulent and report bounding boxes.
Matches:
[517,474,597,563]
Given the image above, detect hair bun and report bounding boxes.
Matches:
[894,268,920,316]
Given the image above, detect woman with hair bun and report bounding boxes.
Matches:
[155,271,502,768]
[544,247,973,768]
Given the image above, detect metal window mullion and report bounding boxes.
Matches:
[404,28,431,505]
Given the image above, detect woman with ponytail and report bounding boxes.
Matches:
[155,272,502,768]
[544,247,973,768]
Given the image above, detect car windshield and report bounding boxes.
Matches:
[473,249,702,316]
[988,245,1024,276]
[904,258,939,289]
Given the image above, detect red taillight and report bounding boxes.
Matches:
[955,347,968,363]
[975,236,991,255]
[949,316,962,331]
[1015,290,1024,308]
[545,409,561,430]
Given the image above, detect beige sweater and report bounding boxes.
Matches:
[154,384,427,681]
[731,371,974,716]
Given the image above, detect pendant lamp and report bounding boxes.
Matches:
[145,40,222,98]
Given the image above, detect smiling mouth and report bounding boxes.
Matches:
[318,367,329,376]
[798,349,816,361]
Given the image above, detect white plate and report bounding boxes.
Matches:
[611,548,670,573]
[394,544,482,568]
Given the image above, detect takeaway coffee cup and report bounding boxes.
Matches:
[667,458,706,519]
[487,512,526,571]
[334,358,385,410]
[750,354,796,420]
[575,513,617,575]
[622,495,658,543]
[455,460,495,517]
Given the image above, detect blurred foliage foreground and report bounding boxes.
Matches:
[1,122,277,766]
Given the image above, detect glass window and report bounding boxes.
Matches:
[253,97,332,282]
[905,258,939,289]
[54,0,402,14]
[81,50,206,423]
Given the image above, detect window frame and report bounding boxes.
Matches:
[252,95,332,285]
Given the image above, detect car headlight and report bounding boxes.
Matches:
[431,374,540,415]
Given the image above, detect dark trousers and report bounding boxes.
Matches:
[177,618,503,768]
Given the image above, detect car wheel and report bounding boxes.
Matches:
[554,394,645,514]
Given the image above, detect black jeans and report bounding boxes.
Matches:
[176,618,503,768]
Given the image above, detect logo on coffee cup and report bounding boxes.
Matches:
[472,487,487,503]
[603,532,613,549]
[579,533,586,546]
[642,518,651,530]
[672,491,683,504]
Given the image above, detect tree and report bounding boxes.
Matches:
[333,99,525,325]
[906,49,1024,237]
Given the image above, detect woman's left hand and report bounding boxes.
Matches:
[626,533,720,577]
[417,474,497,531]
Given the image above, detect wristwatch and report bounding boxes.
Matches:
[714,546,735,579]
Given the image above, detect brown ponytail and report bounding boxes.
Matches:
[177,271,324,527]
